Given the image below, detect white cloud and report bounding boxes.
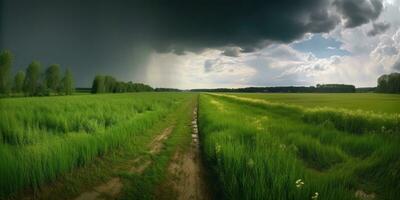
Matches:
[370,29,400,71]
[145,49,256,89]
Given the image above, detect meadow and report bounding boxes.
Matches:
[198,93,400,200]
[1,92,399,200]
[230,93,400,114]
[0,93,195,198]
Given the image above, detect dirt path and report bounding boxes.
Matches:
[74,126,174,200]
[159,107,213,200]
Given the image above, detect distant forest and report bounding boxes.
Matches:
[91,75,153,93]
[191,84,357,93]
[0,50,74,97]
[191,75,400,94]
[0,50,154,97]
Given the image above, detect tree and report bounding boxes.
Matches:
[377,73,400,93]
[91,75,153,94]
[23,61,42,96]
[388,73,400,93]
[0,50,14,95]
[104,75,116,92]
[91,75,105,93]
[61,68,74,95]
[13,71,25,93]
[377,74,389,92]
[45,64,61,93]
[37,70,51,96]
[114,81,127,93]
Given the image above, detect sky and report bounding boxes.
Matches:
[1,0,400,89]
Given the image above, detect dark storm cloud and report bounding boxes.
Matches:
[222,47,241,57]
[0,0,385,86]
[147,0,384,52]
[368,22,391,36]
[334,0,383,28]
[151,0,341,52]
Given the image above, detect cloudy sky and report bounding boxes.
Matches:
[1,0,400,89]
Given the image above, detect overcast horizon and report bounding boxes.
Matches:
[1,0,400,89]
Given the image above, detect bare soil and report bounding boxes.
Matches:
[73,126,174,200]
[157,107,213,200]
[74,178,123,200]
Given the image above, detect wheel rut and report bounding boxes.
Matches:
[158,106,213,200]
[73,126,174,200]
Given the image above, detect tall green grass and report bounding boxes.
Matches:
[302,108,400,134]
[215,94,400,135]
[0,93,192,197]
[233,93,400,114]
[199,94,400,200]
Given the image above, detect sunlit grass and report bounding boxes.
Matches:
[0,93,193,197]
[231,93,400,114]
[215,93,400,135]
[199,94,400,200]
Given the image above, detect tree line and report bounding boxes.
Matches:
[91,75,153,93]
[0,50,74,97]
[315,84,355,93]
[154,88,183,92]
[377,73,400,93]
[191,84,356,93]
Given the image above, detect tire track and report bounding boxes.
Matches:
[160,106,213,200]
[74,126,174,200]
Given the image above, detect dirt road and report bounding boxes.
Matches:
[157,107,213,200]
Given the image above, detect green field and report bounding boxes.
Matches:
[230,93,400,114]
[0,92,399,199]
[199,93,400,200]
[0,93,197,198]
